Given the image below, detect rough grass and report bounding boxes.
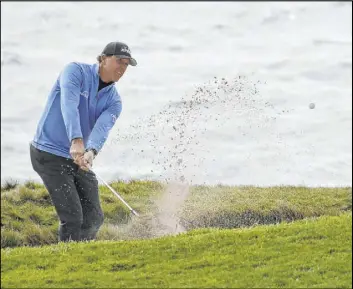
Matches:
[1,213,351,288]
[1,180,164,248]
[1,181,351,248]
[1,178,20,191]
[180,185,352,230]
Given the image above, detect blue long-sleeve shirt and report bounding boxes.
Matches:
[32,62,122,159]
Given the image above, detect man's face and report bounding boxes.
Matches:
[102,56,129,82]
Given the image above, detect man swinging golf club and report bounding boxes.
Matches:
[30,41,137,242]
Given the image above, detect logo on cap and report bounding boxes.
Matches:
[121,46,131,54]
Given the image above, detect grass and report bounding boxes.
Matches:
[1,212,351,288]
[1,180,351,287]
[1,180,351,248]
[1,178,19,191]
[180,185,352,229]
[1,180,164,247]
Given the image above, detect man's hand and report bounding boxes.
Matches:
[70,138,85,167]
[83,150,95,170]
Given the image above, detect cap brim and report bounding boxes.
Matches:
[115,55,137,66]
[129,58,137,66]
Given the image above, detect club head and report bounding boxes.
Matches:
[131,209,139,217]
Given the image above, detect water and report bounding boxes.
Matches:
[1,2,352,187]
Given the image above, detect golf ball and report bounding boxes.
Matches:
[309,103,315,109]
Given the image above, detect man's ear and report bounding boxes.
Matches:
[101,54,107,65]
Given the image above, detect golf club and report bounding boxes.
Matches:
[93,170,139,216]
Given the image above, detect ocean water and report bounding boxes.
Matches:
[1,2,352,186]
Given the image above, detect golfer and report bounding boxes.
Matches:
[30,41,137,242]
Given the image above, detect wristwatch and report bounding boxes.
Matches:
[86,148,98,157]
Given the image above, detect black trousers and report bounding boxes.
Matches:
[30,144,104,242]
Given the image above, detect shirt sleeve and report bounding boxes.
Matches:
[59,62,83,142]
[86,93,122,153]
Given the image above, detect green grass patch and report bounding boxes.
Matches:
[1,181,351,248]
[1,180,164,248]
[1,178,19,191]
[181,185,352,229]
[1,213,351,288]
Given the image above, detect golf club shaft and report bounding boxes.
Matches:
[94,171,139,216]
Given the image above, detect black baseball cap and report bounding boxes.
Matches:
[101,41,137,66]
